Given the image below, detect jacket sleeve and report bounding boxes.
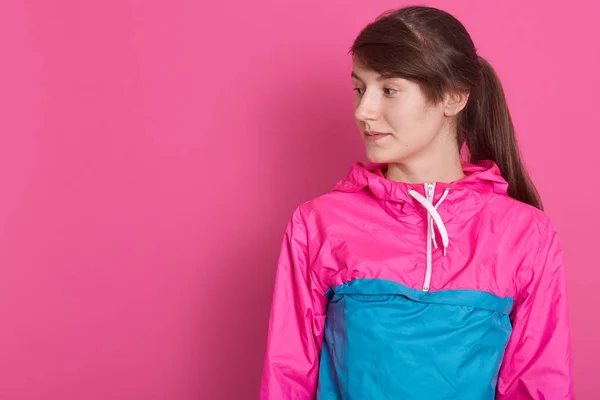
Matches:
[497,219,575,399]
[259,208,327,399]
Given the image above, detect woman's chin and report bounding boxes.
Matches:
[365,148,402,164]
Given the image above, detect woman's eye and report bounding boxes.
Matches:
[353,88,365,96]
[384,88,397,95]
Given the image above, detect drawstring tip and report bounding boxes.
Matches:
[443,248,447,257]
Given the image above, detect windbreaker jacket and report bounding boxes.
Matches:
[260,161,574,399]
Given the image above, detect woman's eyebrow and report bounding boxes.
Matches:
[351,71,390,81]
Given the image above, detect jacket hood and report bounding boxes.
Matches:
[333,160,509,221]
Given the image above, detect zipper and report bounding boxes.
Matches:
[423,183,435,291]
[425,183,435,201]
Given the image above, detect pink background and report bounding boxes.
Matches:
[1,0,598,398]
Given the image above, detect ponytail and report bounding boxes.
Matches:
[460,56,543,210]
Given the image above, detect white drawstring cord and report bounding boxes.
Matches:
[408,186,450,291]
[431,188,450,250]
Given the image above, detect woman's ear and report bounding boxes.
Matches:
[443,91,470,117]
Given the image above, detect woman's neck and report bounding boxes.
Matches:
[385,150,465,185]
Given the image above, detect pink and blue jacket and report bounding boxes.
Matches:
[260,161,574,399]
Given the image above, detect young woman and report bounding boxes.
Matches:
[260,6,574,399]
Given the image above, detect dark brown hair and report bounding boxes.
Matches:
[351,6,543,210]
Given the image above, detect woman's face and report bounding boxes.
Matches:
[351,62,450,165]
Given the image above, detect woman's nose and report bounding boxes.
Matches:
[354,93,380,121]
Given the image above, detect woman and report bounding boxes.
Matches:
[260,6,573,399]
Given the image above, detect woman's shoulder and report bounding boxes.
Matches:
[492,190,550,222]
[294,187,376,222]
[488,192,560,250]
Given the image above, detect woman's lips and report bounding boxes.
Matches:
[364,131,391,141]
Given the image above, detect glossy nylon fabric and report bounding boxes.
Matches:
[260,160,574,399]
[317,279,513,399]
